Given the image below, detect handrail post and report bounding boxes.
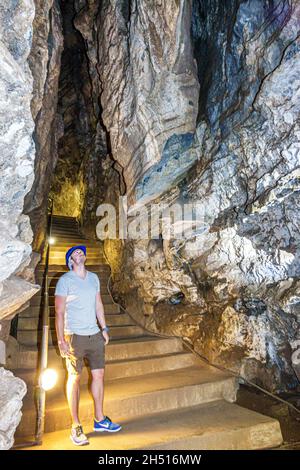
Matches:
[35,198,53,444]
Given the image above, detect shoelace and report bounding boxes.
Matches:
[75,425,84,437]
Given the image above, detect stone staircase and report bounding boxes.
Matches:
[13,216,283,449]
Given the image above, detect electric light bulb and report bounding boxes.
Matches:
[39,368,58,391]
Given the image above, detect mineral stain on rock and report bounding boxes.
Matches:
[136,132,197,201]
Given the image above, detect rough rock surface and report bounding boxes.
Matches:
[1,0,300,395]
[24,0,64,253]
[75,0,200,206]
[0,276,39,322]
[92,0,300,392]
[0,367,27,449]
[0,0,38,322]
[49,0,111,239]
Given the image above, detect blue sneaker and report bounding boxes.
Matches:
[94,416,122,433]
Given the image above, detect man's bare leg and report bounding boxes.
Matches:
[91,368,105,421]
[67,373,81,425]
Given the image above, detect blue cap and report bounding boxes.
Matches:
[65,245,87,269]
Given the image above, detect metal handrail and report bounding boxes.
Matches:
[102,245,300,418]
[13,198,54,449]
[35,198,54,444]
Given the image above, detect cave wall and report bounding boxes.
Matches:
[0,1,41,336]
[75,0,300,392]
[48,0,114,240]
[24,0,64,253]
[1,0,299,394]
[74,0,200,206]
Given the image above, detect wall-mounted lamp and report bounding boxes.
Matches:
[39,368,58,392]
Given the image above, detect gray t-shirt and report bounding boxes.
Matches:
[54,270,101,336]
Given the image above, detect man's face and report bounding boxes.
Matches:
[71,249,86,266]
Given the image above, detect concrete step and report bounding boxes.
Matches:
[25,290,110,306]
[23,292,113,308]
[16,336,185,369]
[48,256,106,263]
[48,251,104,257]
[48,240,103,247]
[18,303,120,317]
[51,218,78,223]
[17,365,238,436]
[46,271,111,280]
[36,264,109,272]
[51,227,80,232]
[17,400,283,450]
[51,221,79,226]
[34,284,109,294]
[36,265,110,273]
[17,325,147,346]
[50,233,82,239]
[15,351,200,390]
[47,283,111,294]
[51,215,77,220]
[51,222,79,233]
[35,268,110,287]
[49,247,103,254]
[18,313,133,330]
[35,282,109,293]
[50,234,86,240]
[46,237,99,244]
[50,236,83,241]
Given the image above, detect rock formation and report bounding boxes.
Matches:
[0,1,41,327]
[1,0,300,402]
[24,0,64,253]
[48,0,109,239]
[72,0,300,392]
[0,367,27,449]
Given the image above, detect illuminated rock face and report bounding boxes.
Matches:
[0,367,27,450]
[82,0,299,391]
[0,1,39,323]
[1,0,300,393]
[75,0,200,205]
[24,0,64,253]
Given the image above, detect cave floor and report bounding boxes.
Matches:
[13,380,299,451]
[236,384,300,450]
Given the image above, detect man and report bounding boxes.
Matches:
[54,245,121,446]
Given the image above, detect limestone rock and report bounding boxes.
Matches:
[48,0,110,240]
[0,0,37,321]
[24,0,64,253]
[100,1,300,391]
[0,275,40,322]
[74,0,200,205]
[0,367,27,450]
[5,0,298,393]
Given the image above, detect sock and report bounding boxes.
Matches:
[95,416,105,423]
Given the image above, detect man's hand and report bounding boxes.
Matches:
[102,330,109,345]
[58,339,70,358]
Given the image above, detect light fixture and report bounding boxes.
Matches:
[39,368,58,391]
[48,237,55,245]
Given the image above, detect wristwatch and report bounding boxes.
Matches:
[102,326,109,333]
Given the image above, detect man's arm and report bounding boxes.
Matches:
[96,292,109,345]
[95,292,106,330]
[55,295,69,356]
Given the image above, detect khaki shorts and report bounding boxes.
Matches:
[65,331,105,375]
